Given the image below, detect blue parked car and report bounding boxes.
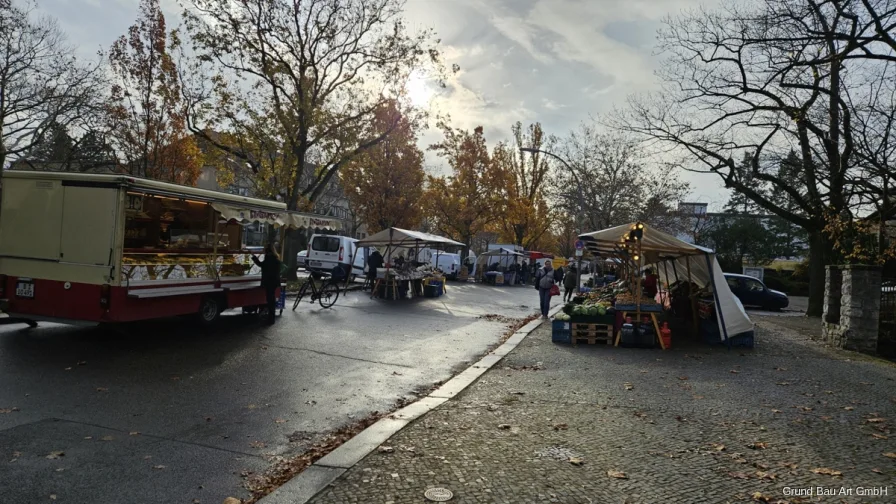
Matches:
[724,273,789,311]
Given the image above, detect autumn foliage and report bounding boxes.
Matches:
[106,0,201,185]
[341,102,425,233]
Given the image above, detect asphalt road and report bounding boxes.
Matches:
[0,282,546,504]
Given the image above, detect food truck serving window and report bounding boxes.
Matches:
[124,193,240,252]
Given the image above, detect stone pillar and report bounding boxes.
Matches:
[822,266,844,346]
[839,265,882,353]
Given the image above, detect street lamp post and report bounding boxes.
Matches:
[519,147,586,292]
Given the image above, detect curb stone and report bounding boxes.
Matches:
[257,303,563,504]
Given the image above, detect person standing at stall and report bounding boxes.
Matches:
[520,259,529,285]
[534,260,556,318]
[563,262,577,302]
[366,249,384,291]
[252,243,281,325]
[643,268,659,299]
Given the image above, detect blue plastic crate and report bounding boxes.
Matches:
[551,320,571,344]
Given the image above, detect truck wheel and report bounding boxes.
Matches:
[198,296,221,325]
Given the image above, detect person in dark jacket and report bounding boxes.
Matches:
[563,263,578,302]
[366,250,384,290]
[252,243,281,324]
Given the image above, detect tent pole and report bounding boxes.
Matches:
[704,252,730,349]
[661,260,671,308]
[686,255,697,337]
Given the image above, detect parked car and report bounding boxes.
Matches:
[724,273,789,310]
[296,250,308,269]
[306,234,369,279]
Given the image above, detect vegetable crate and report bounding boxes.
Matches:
[551,320,571,344]
[571,323,613,346]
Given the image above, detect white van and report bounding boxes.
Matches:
[306,234,368,278]
[417,249,461,280]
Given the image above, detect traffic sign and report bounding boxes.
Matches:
[574,240,584,250]
[575,249,583,257]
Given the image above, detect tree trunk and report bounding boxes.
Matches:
[806,230,830,317]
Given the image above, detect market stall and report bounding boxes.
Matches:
[475,248,526,285]
[354,228,464,300]
[552,222,753,349]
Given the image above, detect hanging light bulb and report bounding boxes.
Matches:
[633,254,640,261]
[637,223,644,230]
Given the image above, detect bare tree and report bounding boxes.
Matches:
[611,0,896,316]
[0,1,104,168]
[550,121,689,234]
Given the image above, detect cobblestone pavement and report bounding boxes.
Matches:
[309,316,896,504]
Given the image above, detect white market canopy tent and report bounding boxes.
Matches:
[579,223,753,342]
[356,227,464,248]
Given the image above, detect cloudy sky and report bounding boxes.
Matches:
[36,0,728,207]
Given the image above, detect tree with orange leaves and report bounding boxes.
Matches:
[340,101,425,233]
[424,123,503,256]
[106,0,201,185]
[491,122,556,250]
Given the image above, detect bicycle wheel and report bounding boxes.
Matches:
[317,281,340,308]
[293,282,310,310]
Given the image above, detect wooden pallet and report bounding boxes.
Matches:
[571,323,613,345]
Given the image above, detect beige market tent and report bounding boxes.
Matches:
[355,227,465,248]
[579,223,753,343]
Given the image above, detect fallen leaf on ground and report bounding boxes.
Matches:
[392,371,402,376]
[250,441,266,448]
[553,423,568,431]
[247,404,258,410]
[867,417,886,423]
[83,437,92,440]
[772,409,782,414]
[728,471,750,479]
[222,498,241,504]
[883,452,896,459]
[96,387,108,393]
[811,467,842,476]
[377,446,394,453]
[170,376,180,381]
[49,495,57,501]
[101,436,114,441]
[152,465,166,470]
[755,471,776,480]
[606,469,627,478]
[274,418,287,424]
[872,433,888,440]
[872,468,883,474]
[129,432,140,436]
[634,411,647,418]
[45,451,64,459]
[748,442,768,450]
[774,367,787,371]
[77,361,87,366]
[0,408,19,414]
[510,391,525,395]
[192,500,200,504]
[623,383,634,391]
[781,462,798,469]
[844,406,855,411]
[730,370,739,374]
[751,492,772,502]
[776,382,791,386]
[678,376,689,380]
[711,443,726,451]
[64,367,72,371]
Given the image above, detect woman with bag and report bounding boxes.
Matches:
[534,260,558,318]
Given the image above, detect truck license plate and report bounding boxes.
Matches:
[15,280,34,298]
[310,261,322,267]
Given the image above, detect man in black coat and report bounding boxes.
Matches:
[252,243,281,324]
[366,250,384,290]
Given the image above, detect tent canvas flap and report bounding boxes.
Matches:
[356,227,464,248]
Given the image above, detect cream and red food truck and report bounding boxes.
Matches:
[0,170,320,326]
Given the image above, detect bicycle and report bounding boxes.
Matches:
[292,274,341,309]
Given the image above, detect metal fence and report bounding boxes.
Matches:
[881,278,896,358]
